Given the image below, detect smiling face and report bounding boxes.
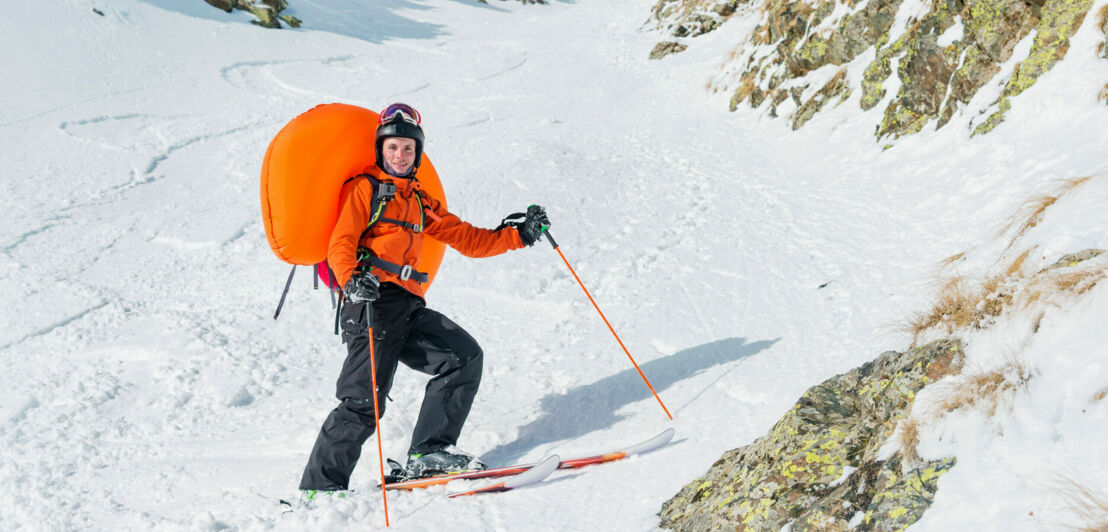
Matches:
[381,137,418,175]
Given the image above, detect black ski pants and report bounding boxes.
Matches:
[299,283,484,491]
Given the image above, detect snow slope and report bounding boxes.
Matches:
[1,0,1106,530]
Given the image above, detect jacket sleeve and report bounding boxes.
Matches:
[422,195,524,258]
[327,180,373,287]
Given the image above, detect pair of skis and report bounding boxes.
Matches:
[384,428,674,497]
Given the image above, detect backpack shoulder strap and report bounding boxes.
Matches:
[349,174,395,239]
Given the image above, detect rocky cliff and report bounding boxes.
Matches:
[651,0,1102,138]
[659,340,964,531]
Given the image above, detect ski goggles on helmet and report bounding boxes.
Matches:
[379,103,421,126]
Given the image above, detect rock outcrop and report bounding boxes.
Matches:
[204,0,301,29]
[659,340,965,531]
[1099,5,1108,59]
[1100,8,1108,106]
[651,41,690,59]
[651,0,1097,138]
[652,0,745,38]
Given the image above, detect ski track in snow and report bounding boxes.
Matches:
[2,0,1107,530]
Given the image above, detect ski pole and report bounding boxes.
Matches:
[543,231,673,421]
[364,303,391,527]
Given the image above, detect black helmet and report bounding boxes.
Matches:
[375,103,424,175]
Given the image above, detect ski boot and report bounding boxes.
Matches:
[404,446,487,478]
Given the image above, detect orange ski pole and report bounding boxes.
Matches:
[544,231,673,421]
[364,303,391,527]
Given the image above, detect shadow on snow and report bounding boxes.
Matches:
[482,336,780,465]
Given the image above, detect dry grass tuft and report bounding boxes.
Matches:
[1054,475,1108,532]
[912,248,1105,341]
[1006,248,1034,278]
[978,276,1012,322]
[1005,177,1091,246]
[940,252,966,268]
[935,356,1032,416]
[1092,387,1107,403]
[911,177,1103,340]
[827,66,848,88]
[1052,268,1107,296]
[907,276,980,340]
[1019,259,1108,310]
[907,252,1030,343]
[897,418,921,466]
[1014,193,1056,235]
[1099,83,1108,104]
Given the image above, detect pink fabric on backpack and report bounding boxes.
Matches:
[317,260,338,290]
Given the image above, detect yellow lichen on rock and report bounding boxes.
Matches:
[657,0,1093,138]
[659,341,965,531]
[974,0,1094,134]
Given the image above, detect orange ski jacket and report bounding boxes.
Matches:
[328,165,524,298]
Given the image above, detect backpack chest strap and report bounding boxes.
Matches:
[376,217,423,233]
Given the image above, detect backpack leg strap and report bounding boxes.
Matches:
[328,266,338,309]
[332,268,343,336]
[274,265,297,320]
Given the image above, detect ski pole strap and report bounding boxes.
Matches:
[495,212,526,231]
[273,265,296,320]
[367,256,429,283]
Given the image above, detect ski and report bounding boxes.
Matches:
[384,428,675,492]
[449,454,560,497]
[553,427,674,471]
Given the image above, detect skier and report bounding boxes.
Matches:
[299,103,551,496]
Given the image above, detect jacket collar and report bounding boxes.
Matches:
[368,164,420,194]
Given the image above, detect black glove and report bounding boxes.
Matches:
[343,271,380,303]
[516,205,551,247]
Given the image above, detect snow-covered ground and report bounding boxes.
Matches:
[1,0,1106,530]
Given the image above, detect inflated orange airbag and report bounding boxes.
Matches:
[260,103,447,289]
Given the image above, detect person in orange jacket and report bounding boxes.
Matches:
[299,103,550,495]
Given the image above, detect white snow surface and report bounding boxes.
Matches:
[2,0,1107,530]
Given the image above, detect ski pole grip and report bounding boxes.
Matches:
[544,229,559,249]
[364,301,373,329]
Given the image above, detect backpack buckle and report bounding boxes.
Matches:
[399,264,413,281]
